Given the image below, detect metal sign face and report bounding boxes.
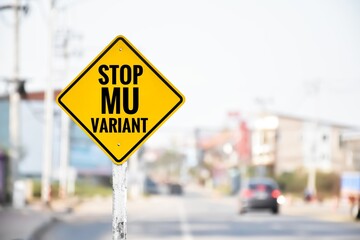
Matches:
[57,36,185,165]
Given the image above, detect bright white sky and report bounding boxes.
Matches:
[1,0,360,134]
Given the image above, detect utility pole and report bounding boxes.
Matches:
[1,0,28,207]
[9,0,21,207]
[55,3,83,199]
[58,27,70,201]
[306,122,318,200]
[41,0,55,206]
[59,110,70,198]
[302,82,321,200]
[4,0,22,207]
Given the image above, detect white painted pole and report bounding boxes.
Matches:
[112,162,128,240]
[10,0,21,208]
[41,0,54,205]
[59,112,70,198]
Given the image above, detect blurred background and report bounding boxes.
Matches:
[1,0,360,239]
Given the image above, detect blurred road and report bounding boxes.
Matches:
[37,188,360,240]
[0,207,52,240]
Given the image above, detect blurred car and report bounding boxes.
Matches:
[144,176,160,195]
[238,177,284,215]
[167,182,183,195]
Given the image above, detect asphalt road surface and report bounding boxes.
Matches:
[38,190,360,240]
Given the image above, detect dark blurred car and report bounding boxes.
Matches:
[144,176,159,195]
[168,182,183,195]
[238,177,283,215]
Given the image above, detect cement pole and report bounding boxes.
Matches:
[9,0,21,207]
[59,15,70,199]
[112,162,128,240]
[41,0,55,205]
[2,0,30,208]
[307,122,318,198]
[59,112,70,198]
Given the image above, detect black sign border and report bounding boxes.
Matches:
[57,36,184,164]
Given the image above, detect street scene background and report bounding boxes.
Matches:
[1,0,360,239]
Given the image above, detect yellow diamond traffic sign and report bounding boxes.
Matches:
[57,36,185,165]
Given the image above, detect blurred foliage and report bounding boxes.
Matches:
[32,180,42,198]
[32,180,59,198]
[246,165,257,178]
[188,166,198,178]
[274,169,340,199]
[275,169,307,195]
[32,179,112,198]
[75,181,112,197]
[32,180,39,197]
[216,184,232,195]
[246,165,276,179]
[316,171,340,199]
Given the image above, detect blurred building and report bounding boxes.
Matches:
[0,91,112,178]
[0,91,61,176]
[340,131,360,171]
[252,113,354,176]
[199,129,236,188]
[196,121,251,193]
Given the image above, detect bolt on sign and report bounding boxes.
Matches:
[57,36,185,165]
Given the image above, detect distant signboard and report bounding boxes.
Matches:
[341,172,360,195]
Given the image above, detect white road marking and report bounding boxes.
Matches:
[178,199,193,240]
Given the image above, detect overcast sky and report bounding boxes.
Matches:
[1,0,360,134]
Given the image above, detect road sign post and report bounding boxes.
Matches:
[112,162,128,240]
[56,36,185,240]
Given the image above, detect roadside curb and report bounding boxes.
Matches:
[27,215,58,240]
[25,198,81,240]
[0,207,54,240]
[313,214,356,223]
[282,201,359,223]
